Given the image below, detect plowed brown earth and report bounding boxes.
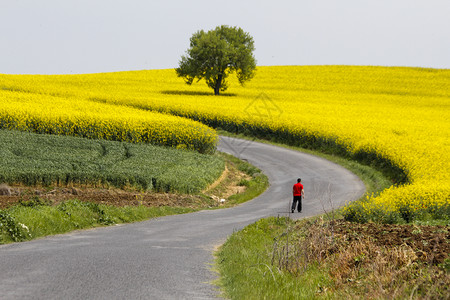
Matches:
[0,186,215,210]
[331,219,449,265]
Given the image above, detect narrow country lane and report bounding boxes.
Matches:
[0,136,365,299]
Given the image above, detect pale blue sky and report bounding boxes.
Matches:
[1,0,449,74]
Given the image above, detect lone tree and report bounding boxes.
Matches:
[176,25,256,95]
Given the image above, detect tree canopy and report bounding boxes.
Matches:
[176,25,256,95]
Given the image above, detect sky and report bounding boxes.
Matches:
[1,0,449,74]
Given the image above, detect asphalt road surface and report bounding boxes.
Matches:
[0,136,365,299]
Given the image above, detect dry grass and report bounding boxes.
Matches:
[202,159,251,202]
[272,217,449,299]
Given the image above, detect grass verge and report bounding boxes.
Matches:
[215,216,449,299]
[0,199,195,244]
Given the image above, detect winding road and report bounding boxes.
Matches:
[0,136,365,299]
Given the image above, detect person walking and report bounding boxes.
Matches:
[292,178,305,213]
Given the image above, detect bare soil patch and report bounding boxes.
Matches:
[0,186,209,209]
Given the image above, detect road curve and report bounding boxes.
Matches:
[0,136,365,299]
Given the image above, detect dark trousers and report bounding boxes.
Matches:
[292,195,302,212]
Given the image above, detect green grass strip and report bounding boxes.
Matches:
[215,217,331,299]
[0,199,195,244]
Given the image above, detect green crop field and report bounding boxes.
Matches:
[0,129,224,194]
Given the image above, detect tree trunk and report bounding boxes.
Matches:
[214,74,222,95]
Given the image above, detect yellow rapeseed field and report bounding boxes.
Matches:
[0,78,217,154]
[1,66,448,219]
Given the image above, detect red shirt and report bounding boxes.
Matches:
[293,182,303,196]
